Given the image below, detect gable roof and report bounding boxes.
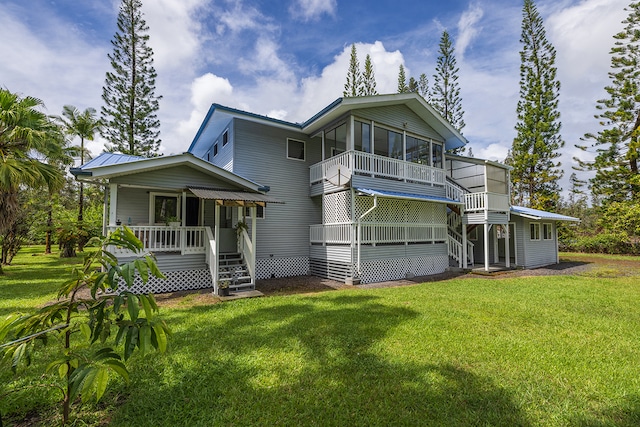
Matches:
[188,93,468,154]
[71,152,266,192]
[510,206,580,222]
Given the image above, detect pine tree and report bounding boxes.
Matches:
[397,64,408,93]
[509,0,564,210]
[344,44,362,97]
[418,73,429,100]
[361,54,378,96]
[431,30,465,137]
[408,77,419,93]
[577,2,640,204]
[101,0,162,157]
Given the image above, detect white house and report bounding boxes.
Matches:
[72,93,578,294]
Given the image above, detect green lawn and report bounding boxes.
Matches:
[2,248,640,426]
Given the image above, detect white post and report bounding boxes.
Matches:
[505,223,511,268]
[493,225,499,263]
[213,203,220,292]
[251,206,257,284]
[102,185,109,236]
[321,130,325,161]
[109,183,118,226]
[462,220,468,269]
[484,223,490,271]
[555,223,560,264]
[181,191,187,254]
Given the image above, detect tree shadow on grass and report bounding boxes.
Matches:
[111,294,531,426]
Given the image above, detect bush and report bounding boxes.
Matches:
[564,232,640,255]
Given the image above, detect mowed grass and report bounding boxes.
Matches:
[2,248,640,426]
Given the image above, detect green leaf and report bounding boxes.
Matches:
[120,262,134,287]
[139,294,154,319]
[11,342,27,372]
[139,324,151,355]
[81,366,98,401]
[127,294,139,321]
[95,367,109,401]
[146,255,165,279]
[135,258,149,283]
[124,327,139,360]
[79,323,91,340]
[58,362,69,379]
[152,322,168,353]
[104,359,129,382]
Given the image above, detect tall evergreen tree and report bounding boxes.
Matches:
[397,64,408,93]
[101,0,162,157]
[361,54,378,96]
[576,2,640,204]
[418,73,429,100]
[431,30,465,137]
[344,44,362,97]
[508,0,564,210]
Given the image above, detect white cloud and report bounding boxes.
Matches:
[289,0,337,21]
[238,37,295,80]
[456,3,484,59]
[142,0,209,71]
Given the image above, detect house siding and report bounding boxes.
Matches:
[519,218,558,268]
[355,105,443,142]
[232,119,322,276]
[116,187,150,225]
[111,165,238,190]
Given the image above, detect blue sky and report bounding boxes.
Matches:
[0,0,629,192]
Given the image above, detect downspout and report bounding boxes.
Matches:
[357,195,378,276]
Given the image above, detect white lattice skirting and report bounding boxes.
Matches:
[120,268,212,294]
[256,257,309,280]
[358,255,449,284]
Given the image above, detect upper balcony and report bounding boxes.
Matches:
[310,150,464,201]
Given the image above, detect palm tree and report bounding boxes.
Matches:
[55,105,101,251]
[0,88,66,272]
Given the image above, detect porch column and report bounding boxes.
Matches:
[180,191,187,254]
[250,206,257,284]
[108,183,118,227]
[102,185,109,236]
[462,221,468,269]
[484,223,490,272]
[493,226,499,263]
[213,202,220,292]
[505,223,510,268]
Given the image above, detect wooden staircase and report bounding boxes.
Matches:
[218,252,255,292]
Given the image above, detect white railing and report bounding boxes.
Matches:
[109,226,206,256]
[310,150,446,187]
[310,223,447,245]
[447,234,463,267]
[447,228,475,266]
[204,227,217,291]
[445,180,465,202]
[240,229,255,283]
[464,192,510,212]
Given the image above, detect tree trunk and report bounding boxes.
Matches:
[45,202,53,254]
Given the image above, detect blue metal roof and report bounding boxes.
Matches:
[510,206,579,222]
[354,187,463,204]
[77,152,144,170]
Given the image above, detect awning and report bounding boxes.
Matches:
[354,187,464,205]
[188,187,283,205]
[510,206,579,222]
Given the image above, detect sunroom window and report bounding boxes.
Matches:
[374,126,403,160]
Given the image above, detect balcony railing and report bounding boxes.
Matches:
[109,226,207,256]
[310,222,447,245]
[310,150,446,187]
[464,192,510,212]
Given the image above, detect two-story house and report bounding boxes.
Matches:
[72,93,578,295]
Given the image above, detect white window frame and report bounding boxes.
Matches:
[222,129,229,146]
[530,223,540,241]
[149,192,181,224]
[213,142,219,157]
[287,138,306,161]
[543,223,553,240]
[245,205,265,219]
[469,227,478,241]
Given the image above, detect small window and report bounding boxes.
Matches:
[245,205,265,219]
[213,142,218,156]
[543,223,553,240]
[206,151,211,162]
[530,223,540,241]
[151,193,180,224]
[287,139,305,161]
[222,130,229,146]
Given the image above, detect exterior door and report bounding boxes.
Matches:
[186,197,200,226]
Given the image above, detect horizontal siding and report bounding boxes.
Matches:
[111,165,238,190]
[118,253,206,272]
[356,105,443,142]
[352,175,447,197]
[464,212,509,225]
[116,187,149,225]
[233,119,322,258]
[310,245,353,263]
[521,219,558,268]
[210,121,234,172]
[359,243,447,261]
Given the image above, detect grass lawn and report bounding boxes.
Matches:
[2,248,640,426]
